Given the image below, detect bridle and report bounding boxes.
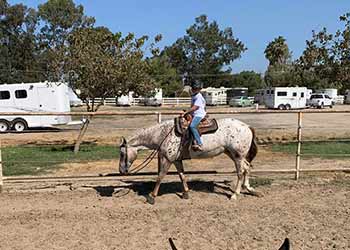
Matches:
[123,126,175,174]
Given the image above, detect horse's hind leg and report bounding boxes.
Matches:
[147,155,171,205]
[230,158,245,200]
[174,161,190,199]
[225,151,244,200]
[241,160,263,197]
[241,160,255,193]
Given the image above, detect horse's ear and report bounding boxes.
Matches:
[278,238,290,250]
[119,137,127,146]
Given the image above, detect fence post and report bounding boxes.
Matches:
[157,112,162,124]
[0,140,3,193]
[295,112,303,180]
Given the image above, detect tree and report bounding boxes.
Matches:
[37,0,95,80]
[63,27,157,152]
[264,36,296,86]
[332,13,350,92]
[163,15,246,87]
[148,55,182,97]
[0,1,40,83]
[264,36,291,66]
[230,71,264,95]
[295,13,350,92]
[294,29,335,90]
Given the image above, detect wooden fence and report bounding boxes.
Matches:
[89,97,192,106]
[1,110,350,192]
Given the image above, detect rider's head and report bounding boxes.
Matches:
[190,80,203,94]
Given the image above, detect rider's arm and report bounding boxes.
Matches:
[185,105,199,115]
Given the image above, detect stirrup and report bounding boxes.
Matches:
[192,144,203,151]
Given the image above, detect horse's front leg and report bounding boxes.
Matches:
[174,161,190,199]
[147,155,171,205]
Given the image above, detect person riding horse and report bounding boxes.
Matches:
[183,80,206,151]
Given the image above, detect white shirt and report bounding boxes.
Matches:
[191,92,206,118]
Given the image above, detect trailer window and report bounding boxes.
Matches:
[277,91,287,96]
[0,91,10,100]
[15,90,27,99]
[301,92,304,98]
[293,92,297,97]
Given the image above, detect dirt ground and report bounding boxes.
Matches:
[1,105,350,250]
[1,176,349,250]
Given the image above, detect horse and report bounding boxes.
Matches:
[119,117,258,204]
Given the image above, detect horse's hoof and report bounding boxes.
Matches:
[146,194,155,205]
[230,193,238,200]
[182,191,189,200]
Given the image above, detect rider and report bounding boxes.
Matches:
[184,80,206,151]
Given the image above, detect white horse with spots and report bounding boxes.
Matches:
[119,118,258,204]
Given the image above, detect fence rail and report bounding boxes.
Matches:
[1,110,350,192]
[89,97,192,106]
[2,109,350,116]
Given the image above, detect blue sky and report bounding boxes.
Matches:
[9,0,350,73]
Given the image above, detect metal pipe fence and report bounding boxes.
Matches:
[1,110,350,192]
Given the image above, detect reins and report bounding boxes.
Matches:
[128,126,175,174]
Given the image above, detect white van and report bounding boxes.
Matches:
[0,82,73,132]
[264,87,307,110]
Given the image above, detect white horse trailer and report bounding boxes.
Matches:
[116,91,134,106]
[264,87,307,110]
[254,89,265,105]
[0,82,72,132]
[202,87,230,105]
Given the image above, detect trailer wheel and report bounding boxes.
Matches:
[278,104,285,110]
[285,104,291,110]
[12,119,28,132]
[0,119,10,132]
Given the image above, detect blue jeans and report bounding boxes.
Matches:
[189,116,203,145]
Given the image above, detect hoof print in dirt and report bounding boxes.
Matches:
[250,191,264,198]
[182,192,189,200]
[146,194,155,205]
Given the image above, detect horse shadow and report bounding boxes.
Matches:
[93,180,241,199]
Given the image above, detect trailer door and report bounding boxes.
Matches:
[37,86,58,126]
[37,87,57,111]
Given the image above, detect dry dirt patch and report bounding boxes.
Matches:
[0,177,349,250]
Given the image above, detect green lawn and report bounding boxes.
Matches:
[2,145,120,176]
[271,141,350,158]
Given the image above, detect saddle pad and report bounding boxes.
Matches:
[174,117,219,137]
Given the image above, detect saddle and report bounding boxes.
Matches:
[174,115,218,137]
[174,114,218,160]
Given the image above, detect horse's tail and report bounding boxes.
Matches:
[246,127,258,163]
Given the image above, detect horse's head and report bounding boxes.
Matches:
[119,137,138,175]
